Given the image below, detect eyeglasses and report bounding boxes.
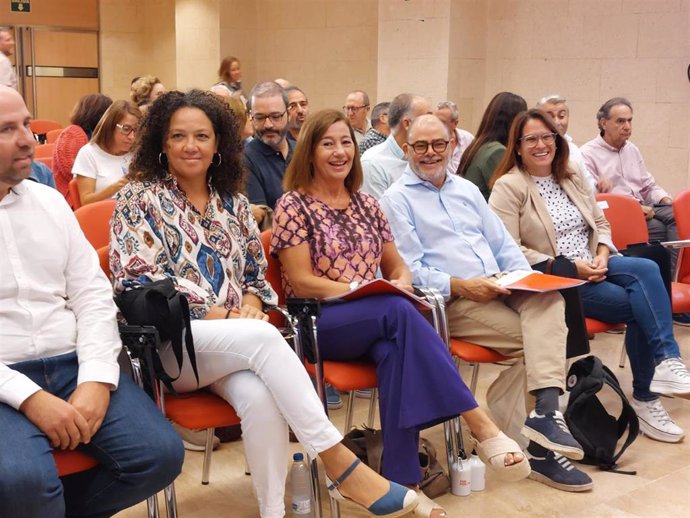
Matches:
[519,132,557,148]
[407,139,450,155]
[251,111,286,124]
[342,105,369,113]
[115,123,136,136]
[287,101,309,111]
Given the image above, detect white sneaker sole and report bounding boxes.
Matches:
[528,470,593,492]
[521,426,585,461]
[649,380,690,398]
[636,418,685,443]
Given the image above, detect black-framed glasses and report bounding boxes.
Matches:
[407,139,450,155]
[519,132,557,148]
[287,101,309,111]
[115,123,136,136]
[342,105,369,113]
[251,111,286,124]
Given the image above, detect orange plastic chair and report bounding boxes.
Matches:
[34,143,56,159]
[449,338,511,393]
[164,391,241,484]
[673,190,690,284]
[74,199,116,250]
[260,230,379,431]
[45,128,64,144]
[35,156,53,171]
[53,449,98,477]
[68,178,81,210]
[30,119,62,136]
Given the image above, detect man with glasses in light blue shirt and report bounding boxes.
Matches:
[380,114,593,493]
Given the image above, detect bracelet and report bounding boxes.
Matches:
[224,309,232,319]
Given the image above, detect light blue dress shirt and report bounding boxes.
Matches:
[361,135,407,199]
[380,166,530,299]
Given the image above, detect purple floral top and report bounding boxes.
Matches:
[270,191,394,297]
[110,177,277,319]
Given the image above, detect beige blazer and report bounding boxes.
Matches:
[489,165,616,265]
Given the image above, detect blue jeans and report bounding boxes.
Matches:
[580,256,680,401]
[0,352,184,518]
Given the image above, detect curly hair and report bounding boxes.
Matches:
[129,89,245,196]
[130,75,162,105]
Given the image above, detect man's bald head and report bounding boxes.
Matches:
[404,114,453,188]
[0,86,35,198]
[408,114,451,142]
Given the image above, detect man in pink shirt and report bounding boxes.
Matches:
[581,97,686,324]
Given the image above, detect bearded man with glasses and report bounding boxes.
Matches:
[244,81,293,227]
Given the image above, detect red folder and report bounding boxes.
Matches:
[323,279,433,309]
[496,270,586,292]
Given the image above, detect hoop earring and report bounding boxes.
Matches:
[158,152,168,166]
[211,152,222,167]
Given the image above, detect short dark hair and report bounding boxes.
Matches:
[70,94,113,134]
[596,97,633,134]
[388,93,416,129]
[371,102,390,129]
[491,108,572,187]
[457,91,527,177]
[129,90,245,197]
[91,100,142,153]
[284,109,363,194]
[285,85,307,100]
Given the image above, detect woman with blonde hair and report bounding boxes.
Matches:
[130,75,166,112]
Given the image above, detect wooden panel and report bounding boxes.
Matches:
[33,31,98,67]
[0,0,98,29]
[35,78,100,126]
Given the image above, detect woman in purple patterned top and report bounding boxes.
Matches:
[272,110,530,518]
[110,91,418,518]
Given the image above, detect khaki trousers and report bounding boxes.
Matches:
[447,290,569,447]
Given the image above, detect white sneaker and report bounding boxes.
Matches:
[172,423,221,452]
[650,357,690,396]
[630,398,685,443]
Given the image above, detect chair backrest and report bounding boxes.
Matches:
[30,119,62,136]
[74,199,116,250]
[35,156,53,171]
[34,143,56,159]
[674,190,690,283]
[45,128,64,144]
[260,230,289,328]
[97,245,111,279]
[595,193,648,249]
[68,178,81,210]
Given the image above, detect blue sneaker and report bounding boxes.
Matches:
[522,410,584,460]
[673,313,690,326]
[326,384,343,410]
[527,449,593,492]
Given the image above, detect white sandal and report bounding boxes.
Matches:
[471,431,531,482]
[413,491,446,518]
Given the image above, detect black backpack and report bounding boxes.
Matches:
[115,278,199,395]
[564,355,639,474]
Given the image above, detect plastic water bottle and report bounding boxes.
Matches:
[450,453,472,496]
[469,450,486,491]
[290,453,314,517]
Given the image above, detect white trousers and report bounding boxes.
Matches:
[160,318,342,518]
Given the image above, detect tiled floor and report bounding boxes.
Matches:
[115,326,690,518]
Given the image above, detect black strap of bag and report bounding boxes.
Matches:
[115,278,199,394]
[532,255,590,358]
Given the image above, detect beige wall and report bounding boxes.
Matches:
[98,0,689,192]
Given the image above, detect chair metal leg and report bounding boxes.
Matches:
[344,390,356,432]
[164,482,178,518]
[619,343,627,368]
[201,428,216,484]
[469,363,481,394]
[308,455,323,518]
[367,389,378,428]
[146,493,159,518]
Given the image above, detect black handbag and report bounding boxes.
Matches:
[532,255,590,358]
[115,278,199,394]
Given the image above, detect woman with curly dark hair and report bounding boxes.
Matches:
[110,90,417,518]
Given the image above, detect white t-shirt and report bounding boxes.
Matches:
[72,143,132,194]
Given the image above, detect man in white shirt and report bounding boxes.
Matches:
[0,86,182,518]
[0,27,16,90]
[361,93,432,199]
[435,100,475,175]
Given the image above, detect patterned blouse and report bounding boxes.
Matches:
[110,176,277,319]
[270,191,394,297]
[533,175,593,262]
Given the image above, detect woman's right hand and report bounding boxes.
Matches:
[574,259,607,282]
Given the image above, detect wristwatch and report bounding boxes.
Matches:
[349,281,360,291]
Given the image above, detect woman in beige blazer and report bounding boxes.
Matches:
[489,109,690,445]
